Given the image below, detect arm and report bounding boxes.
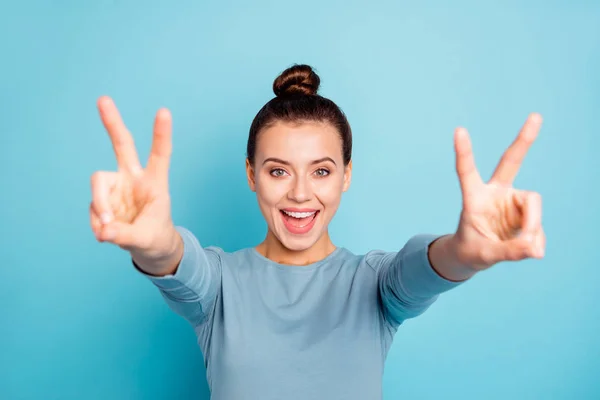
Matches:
[132,226,222,327]
[89,98,222,327]
[378,114,546,327]
[376,234,466,328]
[427,234,477,282]
[130,226,184,277]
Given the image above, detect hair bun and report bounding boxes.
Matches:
[273,64,320,97]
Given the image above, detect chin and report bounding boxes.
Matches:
[277,234,320,252]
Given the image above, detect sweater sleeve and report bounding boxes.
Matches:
[372,234,466,328]
[133,226,222,327]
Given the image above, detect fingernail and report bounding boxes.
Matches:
[100,213,113,224]
[537,247,545,258]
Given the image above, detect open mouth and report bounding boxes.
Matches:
[280,209,320,234]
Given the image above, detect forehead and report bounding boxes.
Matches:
[256,121,342,162]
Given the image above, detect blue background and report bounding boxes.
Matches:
[1,1,598,399]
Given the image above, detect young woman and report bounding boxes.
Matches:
[89,64,545,399]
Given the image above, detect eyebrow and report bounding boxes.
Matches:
[262,157,337,166]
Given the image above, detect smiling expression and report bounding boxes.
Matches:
[246,120,352,252]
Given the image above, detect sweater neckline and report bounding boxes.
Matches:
[249,246,345,271]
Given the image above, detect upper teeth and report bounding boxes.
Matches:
[283,210,316,218]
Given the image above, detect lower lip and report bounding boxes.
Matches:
[281,211,319,235]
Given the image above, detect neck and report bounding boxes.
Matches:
[256,230,337,266]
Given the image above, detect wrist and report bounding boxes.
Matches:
[131,226,184,276]
[429,234,478,282]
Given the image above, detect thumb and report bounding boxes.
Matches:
[99,221,140,250]
[500,236,536,261]
[514,190,542,239]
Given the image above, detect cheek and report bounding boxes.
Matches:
[314,178,344,208]
[255,176,288,208]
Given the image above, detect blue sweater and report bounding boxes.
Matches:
[137,226,464,399]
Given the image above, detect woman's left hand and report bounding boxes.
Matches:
[449,113,545,272]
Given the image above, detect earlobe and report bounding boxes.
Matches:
[246,158,256,192]
[342,160,352,192]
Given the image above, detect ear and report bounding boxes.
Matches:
[342,160,352,192]
[246,158,256,192]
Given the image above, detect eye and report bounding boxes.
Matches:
[314,168,330,177]
[270,168,288,177]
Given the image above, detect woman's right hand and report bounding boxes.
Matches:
[90,96,182,274]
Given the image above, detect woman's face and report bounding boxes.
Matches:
[246,121,352,252]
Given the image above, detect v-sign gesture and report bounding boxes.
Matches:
[90,96,180,261]
[446,113,546,275]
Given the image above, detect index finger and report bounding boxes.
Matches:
[97,96,143,175]
[490,113,542,186]
[454,127,484,198]
[146,108,172,184]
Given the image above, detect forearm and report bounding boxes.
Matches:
[427,234,478,282]
[132,226,223,327]
[130,228,184,277]
[376,233,467,326]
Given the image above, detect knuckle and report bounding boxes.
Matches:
[90,171,101,186]
[91,171,107,188]
[521,241,534,258]
[90,199,102,215]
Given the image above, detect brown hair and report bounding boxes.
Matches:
[246,64,352,166]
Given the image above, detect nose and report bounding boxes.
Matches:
[287,175,312,203]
